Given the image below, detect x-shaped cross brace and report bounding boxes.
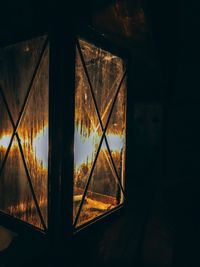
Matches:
[74,40,126,227]
[0,37,48,230]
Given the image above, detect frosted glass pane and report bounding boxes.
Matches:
[73,48,100,223]
[0,95,13,170]
[18,45,49,227]
[106,78,127,179]
[76,141,123,227]
[0,136,42,228]
[79,39,125,127]
[0,36,48,229]
[73,39,126,228]
[0,36,47,123]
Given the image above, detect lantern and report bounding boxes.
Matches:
[0,29,127,237]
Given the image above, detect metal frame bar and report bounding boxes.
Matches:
[0,210,46,236]
[75,203,124,233]
[48,30,75,256]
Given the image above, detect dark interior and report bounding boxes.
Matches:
[0,0,200,266]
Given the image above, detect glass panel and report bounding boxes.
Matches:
[79,39,125,127]
[0,136,42,228]
[0,36,46,123]
[106,78,127,179]
[76,141,122,227]
[0,36,48,229]
[17,45,49,226]
[0,95,13,170]
[73,49,101,223]
[74,39,126,228]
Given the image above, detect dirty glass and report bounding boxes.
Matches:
[0,36,46,124]
[73,39,126,228]
[0,36,49,229]
[0,136,42,227]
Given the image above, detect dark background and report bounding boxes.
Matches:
[0,0,200,266]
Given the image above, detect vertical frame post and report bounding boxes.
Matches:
[124,57,133,205]
[48,28,76,261]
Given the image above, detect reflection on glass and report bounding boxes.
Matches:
[0,96,13,170]
[18,45,49,227]
[73,39,126,227]
[0,36,48,229]
[0,36,47,124]
[0,137,42,227]
[106,78,127,179]
[79,39,124,127]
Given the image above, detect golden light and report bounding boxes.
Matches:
[0,35,126,231]
[72,38,126,227]
[74,125,125,171]
[0,126,48,228]
[0,126,48,170]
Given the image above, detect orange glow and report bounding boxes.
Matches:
[73,38,126,227]
[0,126,48,229]
[0,125,48,170]
[0,128,123,177]
[74,125,125,171]
[8,198,47,215]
